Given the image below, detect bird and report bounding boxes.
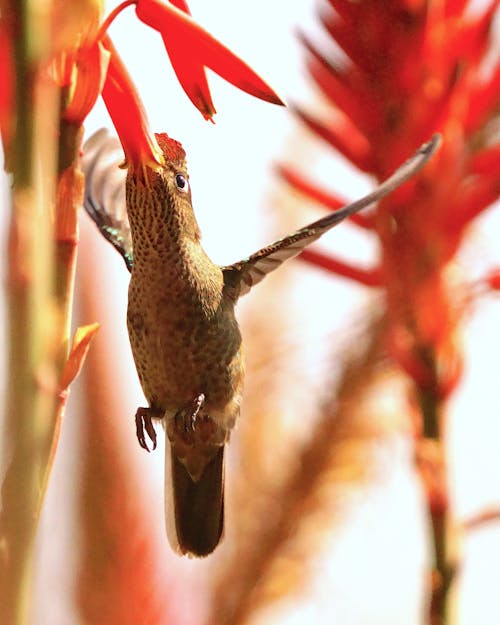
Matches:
[82,129,440,557]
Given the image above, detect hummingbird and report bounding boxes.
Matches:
[82,129,439,557]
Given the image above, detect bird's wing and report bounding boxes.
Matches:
[82,129,134,272]
[223,134,440,297]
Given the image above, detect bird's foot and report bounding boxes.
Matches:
[167,395,227,481]
[167,396,227,452]
[135,406,160,452]
[174,393,205,433]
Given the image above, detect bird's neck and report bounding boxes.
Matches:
[125,170,223,309]
[126,170,201,261]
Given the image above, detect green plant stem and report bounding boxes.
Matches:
[0,4,82,624]
[38,119,83,501]
[0,90,58,625]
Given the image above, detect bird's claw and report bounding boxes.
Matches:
[135,407,158,452]
[174,393,205,433]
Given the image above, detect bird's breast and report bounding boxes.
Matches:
[127,253,244,420]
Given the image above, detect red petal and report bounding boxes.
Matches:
[444,0,468,17]
[484,269,500,291]
[300,33,380,137]
[63,42,110,124]
[469,146,500,176]
[299,248,381,287]
[101,36,163,169]
[325,0,358,22]
[0,18,14,157]
[277,163,373,229]
[161,0,215,118]
[135,0,284,119]
[319,7,374,73]
[465,65,500,133]
[293,106,374,172]
[161,32,216,120]
[169,0,191,13]
[449,176,500,229]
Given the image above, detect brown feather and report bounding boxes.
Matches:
[169,446,225,557]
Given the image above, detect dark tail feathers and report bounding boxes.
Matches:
[165,446,224,557]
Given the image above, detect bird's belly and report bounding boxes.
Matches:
[127,293,243,424]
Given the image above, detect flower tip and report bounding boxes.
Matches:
[196,96,216,122]
[148,142,166,168]
[235,77,287,108]
[118,133,165,171]
[144,150,165,171]
[261,89,287,108]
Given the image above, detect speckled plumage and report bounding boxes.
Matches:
[126,137,244,460]
[124,136,244,556]
[82,129,440,557]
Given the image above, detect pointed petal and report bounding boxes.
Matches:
[299,248,382,287]
[465,64,500,133]
[299,32,380,139]
[319,7,373,73]
[135,0,284,119]
[449,176,500,230]
[159,0,215,118]
[293,105,374,173]
[161,33,216,120]
[60,323,100,390]
[101,36,163,169]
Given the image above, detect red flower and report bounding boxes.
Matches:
[135,0,284,120]
[100,36,164,169]
[281,1,500,398]
[0,0,284,168]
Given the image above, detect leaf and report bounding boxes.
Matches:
[60,322,100,390]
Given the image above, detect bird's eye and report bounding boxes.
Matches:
[175,173,189,192]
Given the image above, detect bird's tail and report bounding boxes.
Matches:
[165,445,224,557]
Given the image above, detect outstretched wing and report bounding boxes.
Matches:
[223,134,440,297]
[82,129,133,272]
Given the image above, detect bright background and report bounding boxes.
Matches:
[87,1,500,622]
[2,1,500,624]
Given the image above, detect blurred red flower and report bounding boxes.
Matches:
[282,0,499,398]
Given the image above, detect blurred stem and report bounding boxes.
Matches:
[416,385,452,625]
[420,387,440,440]
[39,118,83,501]
[0,4,83,625]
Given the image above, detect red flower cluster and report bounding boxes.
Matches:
[0,0,283,168]
[282,0,499,399]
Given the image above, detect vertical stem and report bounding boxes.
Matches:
[416,385,452,625]
[0,3,82,625]
[0,77,59,625]
[38,119,83,500]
